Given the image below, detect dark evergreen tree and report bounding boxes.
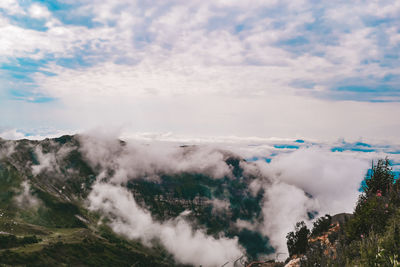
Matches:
[311,214,332,237]
[286,221,310,257]
[363,158,394,196]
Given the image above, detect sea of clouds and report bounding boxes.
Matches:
[77,132,399,264]
[2,129,400,266]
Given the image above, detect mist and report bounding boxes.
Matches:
[26,133,374,265]
[79,134,245,266]
[88,182,243,266]
[14,180,40,208]
[252,149,369,253]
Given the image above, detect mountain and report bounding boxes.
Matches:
[0,135,186,266]
[0,135,276,266]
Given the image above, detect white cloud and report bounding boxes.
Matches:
[243,148,370,255]
[260,181,319,255]
[0,128,76,141]
[0,129,25,140]
[14,180,40,208]
[1,1,400,142]
[267,148,370,214]
[88,182,244,267]
[0,0,25,15]
[80,133,246,265]
[210,198,231,214]
[79,133,235,181]
[31,142,73,175]
[31,146,58,175]
[79,133,391,259]
[6,0,395,100]
[0,8,116,60]
[29,4,51,19]
[6,131,393,260]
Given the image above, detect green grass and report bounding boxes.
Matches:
[0,225,183,267]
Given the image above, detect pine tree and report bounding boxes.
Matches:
[286,221,310,257]
[363,158,394,196]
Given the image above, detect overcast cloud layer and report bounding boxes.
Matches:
[0,0,400,141]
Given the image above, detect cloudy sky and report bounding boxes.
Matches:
[1,0,400,141]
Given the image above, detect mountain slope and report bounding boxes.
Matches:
[0,135,275,266]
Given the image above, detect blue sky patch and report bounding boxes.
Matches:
[246,157,272,163]
[331,141,377,153]
[1,58,55,76]
[354,142,372,147]
[30,0,101,28]
[290,80,316,89]
[274,144,300,149]
[278,36,309,47]
[9,89,55,103]
[6,14,48,31]
[1,57,57,103]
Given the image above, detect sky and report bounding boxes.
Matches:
[1,2,400,261]
[0,0,400,141]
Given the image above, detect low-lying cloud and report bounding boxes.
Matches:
[26,133,375,263]
[267,148,369,215]
[14,180,40,208]
[79,134,246,266]
[88,182,243,267]
[79,134,235,181]
[240,148,369,254]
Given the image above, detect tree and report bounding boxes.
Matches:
[345,159,395,241]
[363,158,394,196]
[286,221,310,257]
[311,214,332,237]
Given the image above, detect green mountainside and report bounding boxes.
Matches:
[0,135,273,266]
[0,136,185,266]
